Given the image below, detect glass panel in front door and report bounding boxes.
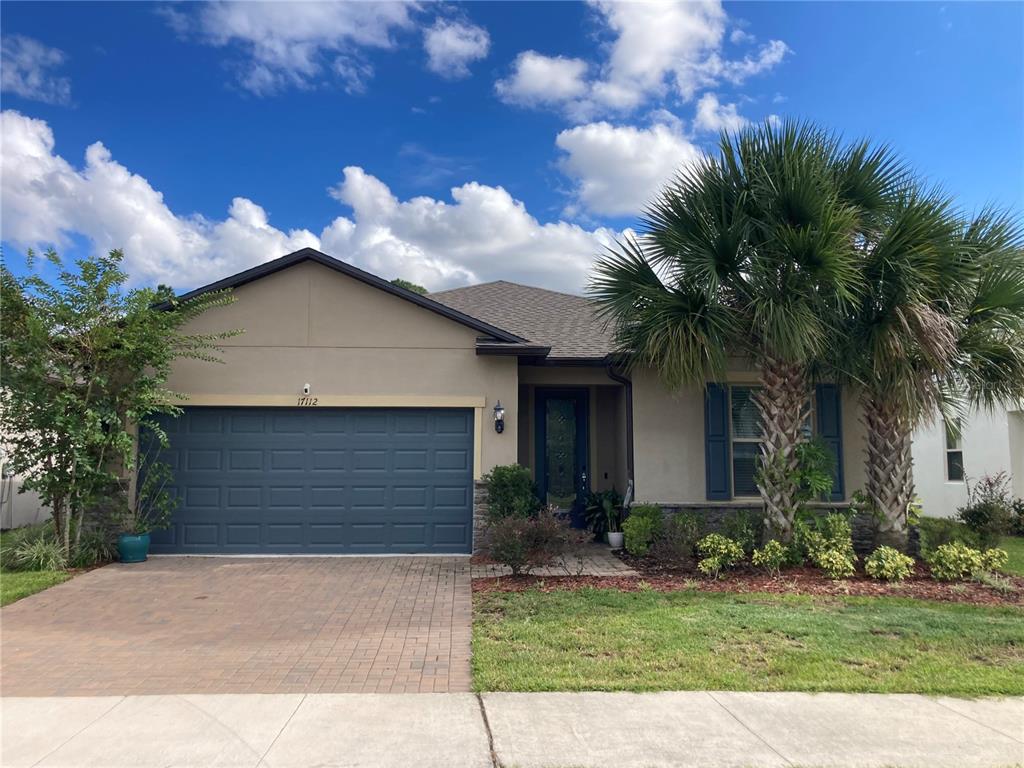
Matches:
[545,397,577,509]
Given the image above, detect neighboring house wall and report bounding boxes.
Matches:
[630,365,868,505]
[166,260,520,478]
[912,404,1023,518]
[0,475,49,529]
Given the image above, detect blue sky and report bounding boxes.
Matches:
[2,1,1021,293]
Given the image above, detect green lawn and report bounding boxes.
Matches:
[1,570,69,607]
[1000,535,1024,576]
[474,588,1024,696]
[0,528,70,607]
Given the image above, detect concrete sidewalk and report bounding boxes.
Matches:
[2,691,1021,768]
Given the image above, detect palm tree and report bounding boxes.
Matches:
[590,121,906,540]
[842,199,1024,546]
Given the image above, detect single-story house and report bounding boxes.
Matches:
[152,247,867,555]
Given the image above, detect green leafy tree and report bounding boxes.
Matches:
[590,121,906,541]
[0,249,238,560]
[390,278,428,295]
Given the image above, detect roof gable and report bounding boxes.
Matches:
[171,248,528,344]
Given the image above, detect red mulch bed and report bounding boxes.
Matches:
[472,562,1024,607]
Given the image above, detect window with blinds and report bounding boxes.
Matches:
[730,386,763,496]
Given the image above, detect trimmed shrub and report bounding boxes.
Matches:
[918,516,978,553]
[817,548,856,580]
[751,540,787,577]
[483,464,541,521]
[795,513,857,580]
[696,533,744,579]
[981,547,1009,574]
[723,509,761,555]
[864,546,915,582]
[650,512,700,563]
[486,515,569,576]
[622,504,664,556]
[927,542,984,581]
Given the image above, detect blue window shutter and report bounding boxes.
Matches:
[705,384,731,500]
[815,384,845,501]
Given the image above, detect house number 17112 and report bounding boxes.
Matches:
[297,396,318,406]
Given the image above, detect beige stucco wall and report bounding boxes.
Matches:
[631,366,867,505]
[166,261,520,477]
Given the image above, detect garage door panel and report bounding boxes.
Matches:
[150,407,473,554]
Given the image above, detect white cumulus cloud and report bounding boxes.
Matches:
[555,121,702,217]
[496,1,789,119]
[495,51,589,110]
[423,19,490,79]
[1,110,620,294]
[0,35,72,105]
[693,93,747,134]
[163,1,416,95]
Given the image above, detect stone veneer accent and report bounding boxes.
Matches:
[472,481,489,554]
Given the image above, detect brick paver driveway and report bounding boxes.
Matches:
[1,556,472,696]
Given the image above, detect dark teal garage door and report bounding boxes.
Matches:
[149,407,474,554]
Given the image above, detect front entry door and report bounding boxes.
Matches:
[535,388,589,518]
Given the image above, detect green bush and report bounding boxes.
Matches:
[751,540,787,577]
[864,546,915,582]
[11,536,66,572]
[723,509,761,555]
[927,542,984,581]
[70,528,117,569]
[696,533,744,579]
[650,512,700,563]
[0,524,52,570]
[585,488,624,537]
[958,473,1016,548]
[622,505,664,556]
[483,465,541,521]
[795,513,857,580]
[817,548,856,579]
[918,516,978,553]
[485,515,569,576]
[981,547,1008,574]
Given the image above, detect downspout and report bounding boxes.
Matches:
[605,359,635,499]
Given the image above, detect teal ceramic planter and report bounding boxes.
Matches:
[118,533,151,563]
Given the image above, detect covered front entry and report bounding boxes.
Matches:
[150,406,475,554]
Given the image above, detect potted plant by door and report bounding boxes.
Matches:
[118,458,176,563]
[605,504,625,549]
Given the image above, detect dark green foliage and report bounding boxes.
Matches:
[485,515,571,576]
[919,516,979,552]
[649,512,700,563]
[483,465,541,521]
[722,508,763,555]
[622,504,664,556]
[958,473,1018,548]
[584,488,623,537]
[390,278,428,295]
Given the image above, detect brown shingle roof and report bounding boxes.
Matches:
[429,280,615,360]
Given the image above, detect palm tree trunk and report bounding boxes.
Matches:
[862,395,913,550]
[753,355,810,542]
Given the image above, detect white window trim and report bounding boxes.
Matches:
[944,421,965,483]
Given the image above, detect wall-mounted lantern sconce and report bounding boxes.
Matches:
[493,400,505,434]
